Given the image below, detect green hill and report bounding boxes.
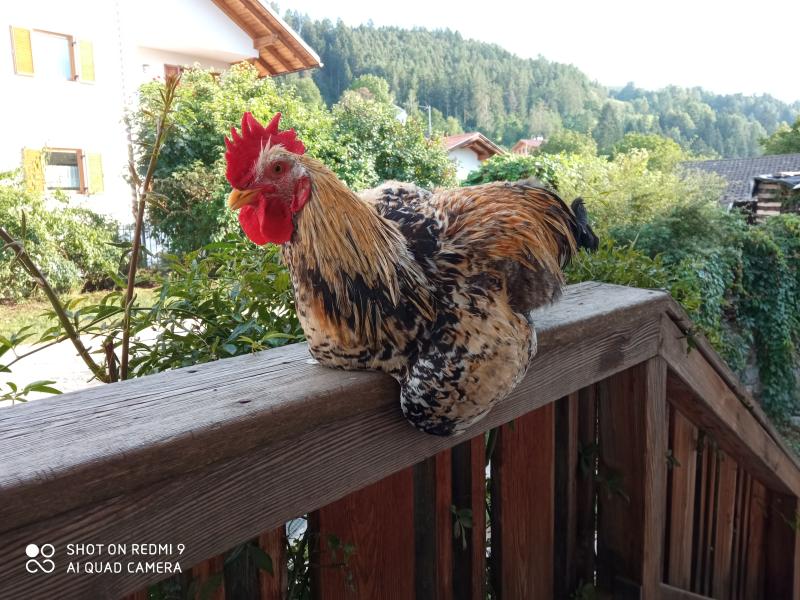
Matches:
[283,13,800,157]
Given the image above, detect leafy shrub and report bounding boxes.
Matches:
[0,176,120,301]
[738,216,800,417]
[145,159,236,255]
[463,153,560,189]
[565,240,702,317]
[128,236,301,376]
[539,130,598,156]
[611,199,745,264]
[549,151,726,238]
[1,234,302,386]
[611,133,686,171]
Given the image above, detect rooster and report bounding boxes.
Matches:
[225,113,597,435]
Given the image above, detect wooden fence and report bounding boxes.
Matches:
[1,282,799,599]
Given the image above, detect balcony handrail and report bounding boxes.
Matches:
[1,281,798,599]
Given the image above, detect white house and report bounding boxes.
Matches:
[442,132,505,180]
[0,0,320,224]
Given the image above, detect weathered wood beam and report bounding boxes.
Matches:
[255,57,275,76]
[310,468,415,599]
[765,493,800,599]
[665,405,697,589]
[451,435,485,600]
[259,46,293,76]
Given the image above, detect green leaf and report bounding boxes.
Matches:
[23,380,62,395]
[249,545,274,575]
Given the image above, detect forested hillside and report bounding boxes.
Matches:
[283,13,800,157]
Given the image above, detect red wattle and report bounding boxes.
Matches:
[238,196,294,245]
[238,205,267,245]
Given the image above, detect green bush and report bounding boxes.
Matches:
[1,234,302,389]
[128,236,302,376]
[548,151,726,238]
[565,239,703,318]
[146,159,237,255]
[611,133,686,171]
[738,216,800,417]
[0,176,121,301]
[463,153,560,189]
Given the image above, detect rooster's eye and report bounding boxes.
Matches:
[273,163,283,174]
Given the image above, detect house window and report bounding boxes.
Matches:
[32,30,76,80]
[10,27,94,82]
[45,150,85,193]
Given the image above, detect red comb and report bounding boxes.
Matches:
[224,112,306,188]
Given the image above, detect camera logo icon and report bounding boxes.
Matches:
[25,544,55,574]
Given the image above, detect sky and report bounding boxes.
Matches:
[288,0,799,104]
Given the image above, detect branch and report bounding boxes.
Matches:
[120,73,181,380]
[0,228,110,383]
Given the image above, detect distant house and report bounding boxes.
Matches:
[2,0,321,224]
[511,137,545,156]
[443,132,504,180]
[682,154,800,208]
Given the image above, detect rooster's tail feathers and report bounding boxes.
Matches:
[570,198,599,252]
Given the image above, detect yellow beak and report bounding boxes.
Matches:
[227,188,260,210]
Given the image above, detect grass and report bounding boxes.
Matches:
[0,288,159,339]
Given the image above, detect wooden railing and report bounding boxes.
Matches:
[1,282,799,599]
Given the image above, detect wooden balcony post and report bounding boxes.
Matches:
[597,357,667,599]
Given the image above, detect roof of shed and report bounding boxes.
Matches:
[752,172,800,194]
[211,0,322,76]
[682,154,800,204]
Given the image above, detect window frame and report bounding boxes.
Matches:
[31,29,77,81]
[45,148,86,194]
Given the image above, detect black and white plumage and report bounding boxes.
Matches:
[226,115,598,435]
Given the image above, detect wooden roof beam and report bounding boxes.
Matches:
[237,0,311,62]
[255,57,275,76]
[259,46,293,75]
[253,33,278,49]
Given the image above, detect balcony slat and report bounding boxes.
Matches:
[490,403,555,599]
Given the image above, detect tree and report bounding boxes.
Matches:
[612,133,686,171]
[347,74,393,104]
[463,154,560,189]
[282,13,799,155]
[527,102,562,137]
[761,116,800,154]
[593,103,624,153]
[286,77,324,107]
[540,129,597,156]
